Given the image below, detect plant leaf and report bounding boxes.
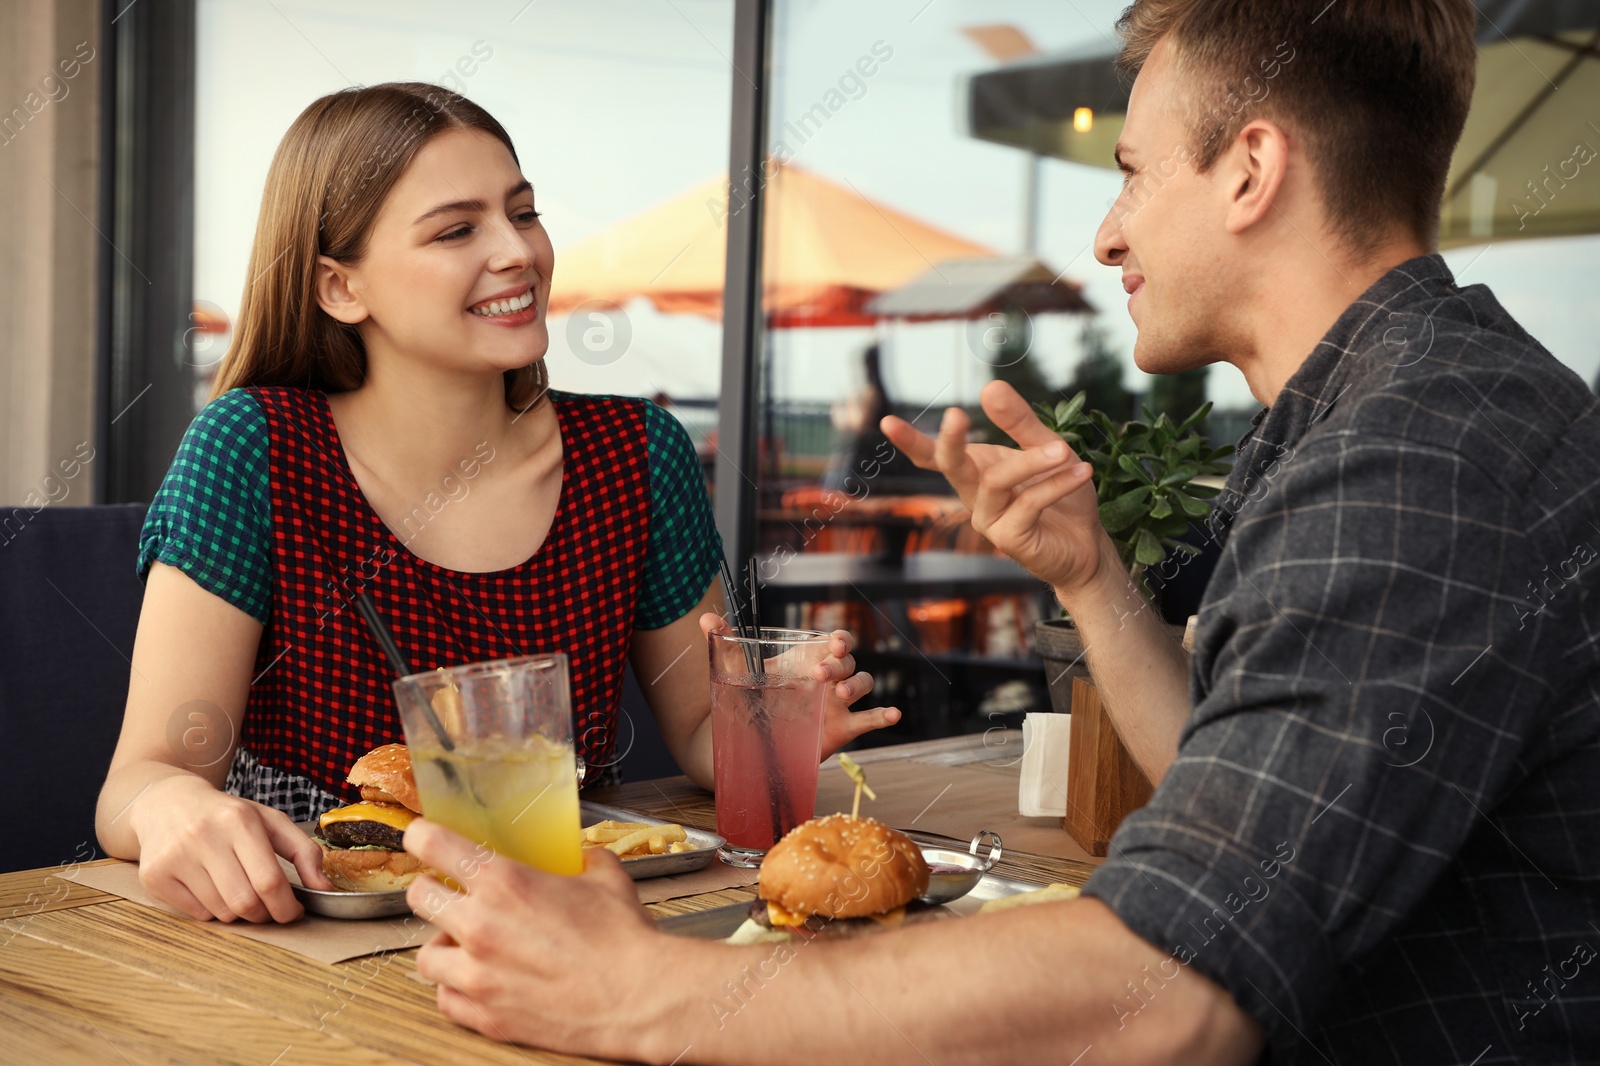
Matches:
[1159,463,1200,487]
[1117,453,1149,480]
[1150,495,1173,519]
[1153,514,1190,538]
[1099,485,1152,532]
[1134,527,1165,566]
[1176,402,1214,436]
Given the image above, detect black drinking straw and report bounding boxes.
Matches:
[354,590,455,752]
[746,557,764,649]
[718,556,788,837]
[719,558,762,675]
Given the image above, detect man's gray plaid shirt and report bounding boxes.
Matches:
[1082,254,1600,1064]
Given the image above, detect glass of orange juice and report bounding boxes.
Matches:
[392,654,583,875]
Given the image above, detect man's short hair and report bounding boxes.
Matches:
[1115,0,1477,258]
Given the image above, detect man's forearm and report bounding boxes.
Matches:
[639,899,1259,1066]
[1053,538,1193,784]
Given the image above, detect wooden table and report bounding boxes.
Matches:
[0,735,1099,1065]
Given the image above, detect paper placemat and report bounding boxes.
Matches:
[56,862,434,965]
[55,853,754,957]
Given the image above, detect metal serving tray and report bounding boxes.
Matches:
[655,869,1048,939]
[579,800,725,880]
[288,803,724,919]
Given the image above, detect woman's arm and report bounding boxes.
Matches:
[628,579,903,790]
[95,562,332,922]
[627,582,722,789]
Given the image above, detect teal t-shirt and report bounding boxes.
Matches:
[138,389,721,629]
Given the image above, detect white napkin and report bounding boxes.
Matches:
[1018,712,1072,817]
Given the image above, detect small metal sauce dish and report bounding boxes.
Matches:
[291,882,414,920]
[918,830,1004,905]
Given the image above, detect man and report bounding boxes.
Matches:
[403,1,1600,1062]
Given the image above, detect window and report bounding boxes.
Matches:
[191,0,734,436]
[751,0,1144,741]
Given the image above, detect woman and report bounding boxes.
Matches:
[95,83,900,924]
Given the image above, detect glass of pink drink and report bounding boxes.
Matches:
[709,627,830,867]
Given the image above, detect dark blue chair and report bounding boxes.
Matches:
[0,504,147,873]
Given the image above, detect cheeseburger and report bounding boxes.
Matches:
[316,744,434,892]
[727,814,938,945]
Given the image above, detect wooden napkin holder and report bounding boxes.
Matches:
[1062,676,1154,856]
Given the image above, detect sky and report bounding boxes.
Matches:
[194,0,1600,416]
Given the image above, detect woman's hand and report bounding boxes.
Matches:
[698,614,902,760]
[97,562,324,922]
[127,772,332,923]
[813,627,900,759]
[405,819,696,1060]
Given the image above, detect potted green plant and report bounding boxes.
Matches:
[1029,392,1234,712]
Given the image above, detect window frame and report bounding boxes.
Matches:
[101,0,200,504]
[102,0,770,564]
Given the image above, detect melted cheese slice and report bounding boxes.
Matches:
[318,803,416,832]
[765,902,908,927]
[767,901,809,927]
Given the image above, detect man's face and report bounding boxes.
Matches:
[1094,37,1237,375]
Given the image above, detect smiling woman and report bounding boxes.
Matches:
[95,82,901,927]
[211,84,551,412]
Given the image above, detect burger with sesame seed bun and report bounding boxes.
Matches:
[726,814,942,944]
[315,744,437,892]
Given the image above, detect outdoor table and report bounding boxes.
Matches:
[0,734,1101,1065]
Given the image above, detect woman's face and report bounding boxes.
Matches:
[336,127,554,383]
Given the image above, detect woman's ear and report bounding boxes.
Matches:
[1222,119,1289,236]
[314,255,369,325]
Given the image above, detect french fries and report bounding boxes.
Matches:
[581,819,694,858]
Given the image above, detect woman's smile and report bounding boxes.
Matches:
[468,284,538,326]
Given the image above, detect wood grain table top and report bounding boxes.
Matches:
[0,733,1096,1065]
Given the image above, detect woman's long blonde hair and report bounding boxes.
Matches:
[211,82,547,410]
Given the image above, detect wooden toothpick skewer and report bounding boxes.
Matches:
[838,752,876,819]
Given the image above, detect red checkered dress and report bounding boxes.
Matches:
[238,387,650,815]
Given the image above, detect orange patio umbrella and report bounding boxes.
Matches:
[548,163,998,328]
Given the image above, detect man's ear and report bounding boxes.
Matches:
[314,255,369,325]
[1221,119,1289,236]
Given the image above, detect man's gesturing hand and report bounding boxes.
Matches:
[881,380,1108,596]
